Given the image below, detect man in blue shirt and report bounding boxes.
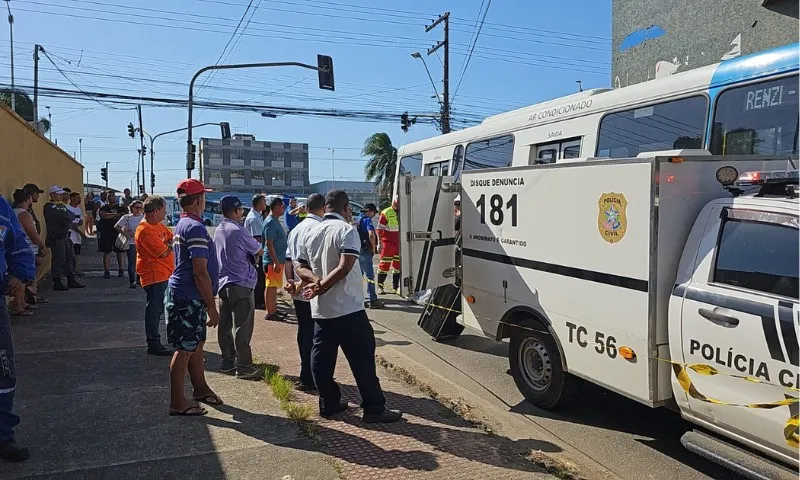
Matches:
[166,179,221,416]
[262,196,287,321]
[244,194,267,310]
[0,195,35,461]
[214,196,263,380]
[284,197,299,232]
[356,203,383,309]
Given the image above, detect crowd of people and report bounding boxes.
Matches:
[0,179,403,462]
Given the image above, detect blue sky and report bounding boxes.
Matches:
[0,0,611,193]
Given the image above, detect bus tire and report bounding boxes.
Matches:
[509,321,583,409]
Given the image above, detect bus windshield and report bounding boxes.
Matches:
[710,74,799,155]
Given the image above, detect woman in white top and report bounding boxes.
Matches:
[115,200,144,288]
[11,189,47,313]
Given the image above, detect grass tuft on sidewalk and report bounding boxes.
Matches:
[254,358,316,430]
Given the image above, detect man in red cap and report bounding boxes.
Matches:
[165,179,221,416]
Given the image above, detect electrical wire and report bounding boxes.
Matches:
[453,0,491,101]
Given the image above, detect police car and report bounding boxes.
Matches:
[400,152,799,478]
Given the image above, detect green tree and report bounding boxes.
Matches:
[0,89,50,133]
[363,132,397,197]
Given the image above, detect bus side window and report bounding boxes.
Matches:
[451,145,464,180]
[595,95,707,158]
[399,154,423,177]
[463,135,514,171]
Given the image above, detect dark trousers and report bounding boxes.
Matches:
[49,236,75,280]
[143,281,167,349]
[254,257,266,309]
[0,301,19,442]
[293,300,315,387]
[218,284,255,367]
[311,309,386,415]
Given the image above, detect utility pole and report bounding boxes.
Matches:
[425,12,450,134]
[33,44,40,127]
[5,0,14,114]
[137,105,145,195]
[105,162,109,189]
[78,138,82,164]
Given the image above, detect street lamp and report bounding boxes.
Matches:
[78,138,82,164]
[4,0,14,114]
[411,51,441,105]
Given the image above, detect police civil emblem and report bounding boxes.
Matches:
[597,193,627,244]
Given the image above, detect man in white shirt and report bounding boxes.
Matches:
[244,194,267,310]
[295,190,402,424]
[284,193,325,392]
[63,190,84,276]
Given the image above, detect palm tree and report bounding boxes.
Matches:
[0,89,51,133]
[363,132,397,196]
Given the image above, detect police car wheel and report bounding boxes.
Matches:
[509,323,582,409]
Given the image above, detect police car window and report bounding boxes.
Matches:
[596,96,707,158]
[463,135,514,171]
[713,219,799,299]
[399,153,423,177]
[710,75,799,155]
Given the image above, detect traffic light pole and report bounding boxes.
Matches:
[143,123,221,193]
[104,161,108,189]
[185,59,333,178]
[137,105,146,195]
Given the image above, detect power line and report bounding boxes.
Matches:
[453,0,491,100]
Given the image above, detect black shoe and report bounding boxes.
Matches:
[319,401,349,419]
[53,280,69,291]
[117,270,124,278]
[295,382,317,393]
[67,278,85,289]
[368,300,385,309]
[103,271,111,279]
[363,409,402,424]
[147,347,173,356]
[129,283,137,289]
[0,440,29,462]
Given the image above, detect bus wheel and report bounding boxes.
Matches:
[509,321,582,409]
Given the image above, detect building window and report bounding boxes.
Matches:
[207,169,223,185]
[713,218,798,299]
[271,170,286,181]
[463,135,515,171]
[596,95,707,158]
[710,75,798,155]
[251,170,265,181]
[290,170,304,181]
[230,169,245,181]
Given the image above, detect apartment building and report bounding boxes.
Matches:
[200,134,310,194]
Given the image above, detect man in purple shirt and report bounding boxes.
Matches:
[214,196,263,380]
[166,179,221,416]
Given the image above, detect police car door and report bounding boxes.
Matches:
[678,204,799,460]
[398,175,458,296]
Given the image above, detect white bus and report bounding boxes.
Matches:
[394,42,798,190]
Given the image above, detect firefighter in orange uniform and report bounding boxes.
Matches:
[375,196,400,294]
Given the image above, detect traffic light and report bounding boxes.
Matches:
[142,145,147,156]
[100,167,108,181]
[401,112,410,132]
[151,173,155,189]
[220,122,231,140]
[186,143,197,172]
[317,54,335,91]
[127,123,135,138]
[139,184,145,195]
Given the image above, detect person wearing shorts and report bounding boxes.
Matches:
[262,197,287,321]
[166,179,221,417]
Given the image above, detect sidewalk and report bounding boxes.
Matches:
[4,239,554,479]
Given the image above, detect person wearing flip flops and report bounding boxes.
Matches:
[166,180,222,416]
[0,194,36,461]
[261,197,287,322]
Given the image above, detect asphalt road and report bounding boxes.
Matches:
[368,298,746,480]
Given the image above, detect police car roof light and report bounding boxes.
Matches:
[735,169,799,187]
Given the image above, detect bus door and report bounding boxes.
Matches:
[398,175,458,297]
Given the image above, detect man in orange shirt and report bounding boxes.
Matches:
[134,195,174,356]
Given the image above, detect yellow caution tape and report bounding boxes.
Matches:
[359,276,800,447]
